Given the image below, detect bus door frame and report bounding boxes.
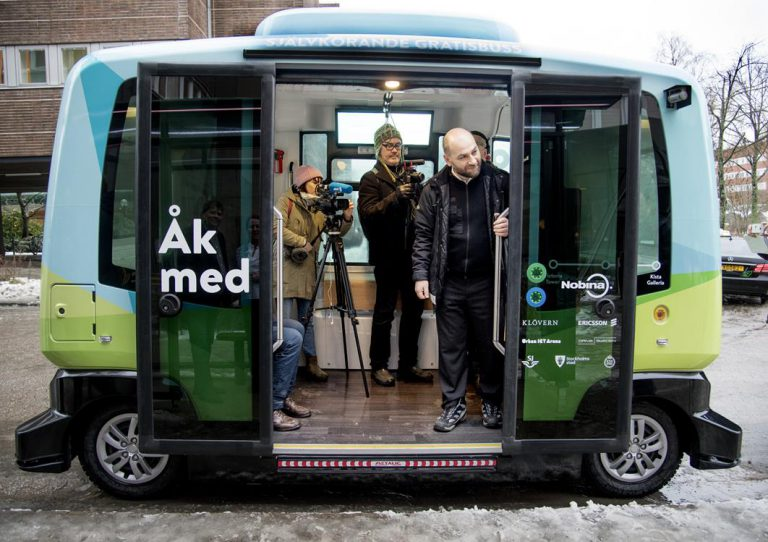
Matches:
[502,73,641,455]
[136,62,276,456]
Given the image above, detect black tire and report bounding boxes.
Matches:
[583,402,681,498]
[79,404,183,499]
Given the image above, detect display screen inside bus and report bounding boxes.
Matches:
[336,110,432,146]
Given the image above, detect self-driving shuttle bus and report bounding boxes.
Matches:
[15,8,741,499]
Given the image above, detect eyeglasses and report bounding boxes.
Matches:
[382,142,402,151]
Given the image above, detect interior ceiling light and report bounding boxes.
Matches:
[384,80,401,90]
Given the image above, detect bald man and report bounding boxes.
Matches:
[412,128,509,432]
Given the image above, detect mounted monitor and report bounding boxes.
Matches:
[336,109,433,147]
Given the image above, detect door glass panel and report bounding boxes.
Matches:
[150,74,263,440]
[517,92,629,439]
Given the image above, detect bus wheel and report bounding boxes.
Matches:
[583,403,681,498]
[79,405,182,499]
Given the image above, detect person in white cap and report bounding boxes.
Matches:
[276,165,354,381]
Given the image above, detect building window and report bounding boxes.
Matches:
[18,48,47,84]
[62,46,87,79]
[0,49,5,85]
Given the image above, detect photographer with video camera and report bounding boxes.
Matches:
[277,165,354,382]
[359,123,433,387]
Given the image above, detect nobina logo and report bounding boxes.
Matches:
[561,273,610,299]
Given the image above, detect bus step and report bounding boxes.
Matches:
[276,456,497,473]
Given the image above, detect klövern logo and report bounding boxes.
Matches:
[560,273,610,299]
[157,205,249,295]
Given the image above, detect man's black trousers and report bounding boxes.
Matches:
[369,257,424,371]
[435,274,503,408]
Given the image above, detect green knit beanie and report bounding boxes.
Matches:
[374,123,402,159]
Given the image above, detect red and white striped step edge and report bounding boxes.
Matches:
[277,458,497,469]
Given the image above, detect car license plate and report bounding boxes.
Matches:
[721,264,745,272]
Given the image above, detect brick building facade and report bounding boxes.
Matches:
[0,0,320,193]
[721,140,768,233]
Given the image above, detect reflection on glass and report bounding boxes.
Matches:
[19,49,46,84]
[517,94,627,440]
[150,73,262,441]
[62,47,87,78]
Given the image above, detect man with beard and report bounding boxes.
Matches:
[359,123,432,387]
[412,128,509,432]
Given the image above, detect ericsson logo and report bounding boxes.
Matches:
[561,273,610,299]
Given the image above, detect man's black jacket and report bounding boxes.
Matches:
[412,162,509,300]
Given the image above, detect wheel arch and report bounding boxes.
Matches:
[51,370,139,458]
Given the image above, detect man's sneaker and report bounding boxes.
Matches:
[273,410,301,431]
[372,368,396,387]
[481,401,503,429]
[283,397,311,418]
[397,366,434,383]
[433,400,467,432]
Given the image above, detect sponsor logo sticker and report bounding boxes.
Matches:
[560,273,610,299]
[522,338,562,344]
[554,354,590,367]
[522,355,540,368]
[577,318,618,327]
[526,262,547,284]
[526,287,547,308]
[522,319,559,326]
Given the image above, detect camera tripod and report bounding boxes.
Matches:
[304,217,370,397]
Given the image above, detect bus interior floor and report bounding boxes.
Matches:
[278,369,502,445]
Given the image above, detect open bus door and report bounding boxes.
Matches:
[499,74,641,454]
[135,63,277,455]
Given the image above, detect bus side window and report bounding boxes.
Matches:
[99,79,137,290]
[636,93,671,295]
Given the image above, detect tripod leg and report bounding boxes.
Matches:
[349,321,369,397]
[339,307,350,372]
[327,240,351,374]
[304,237,333,329]
[332,236,370,398]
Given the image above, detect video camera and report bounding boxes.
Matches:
[397,159,426,201]
[308,180,352,218]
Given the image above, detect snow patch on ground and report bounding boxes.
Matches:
[4,498,768,541]
[0,278,40,305]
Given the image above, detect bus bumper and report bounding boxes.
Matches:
[689,409,741,469]
[633,372,741,470]
[16,408,73,473]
